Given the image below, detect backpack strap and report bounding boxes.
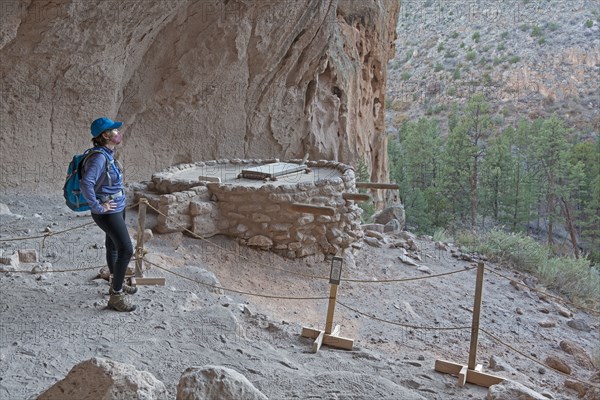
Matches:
[79,148,115,186]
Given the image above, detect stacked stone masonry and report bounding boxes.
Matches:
[134,159,364,258]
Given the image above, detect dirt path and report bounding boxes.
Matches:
[1,192,598,399]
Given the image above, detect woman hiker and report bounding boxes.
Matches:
[81,117,137,312]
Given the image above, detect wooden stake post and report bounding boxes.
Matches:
[301,253,354,353]
[126,198,165,287]
[434,262,504,387]
[341,193,371,202]
[355,182,399,190]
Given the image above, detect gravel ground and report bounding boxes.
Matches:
[0,191,598,399]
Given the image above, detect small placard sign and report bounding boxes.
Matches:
[330,256,343,285]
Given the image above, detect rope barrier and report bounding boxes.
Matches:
[143,202,333,281]
[480,328,600,390]
[0,201,140,243]
[336,300,471,331]
[483,266,600,316]
[0,202,143,275]
[5,265,102,274]
[142,257,330,301]
[144,201,476,285]
[342,266,474,283]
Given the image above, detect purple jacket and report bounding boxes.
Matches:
[80,147,126,214]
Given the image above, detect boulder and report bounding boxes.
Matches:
[545,355,571,374]
[178,266,224,295]
[583,388,600,400]
[37,357,168,400]
[489,355,517,374]
[564,380,588,397]
[364,237,383,248]
[434,241,448,251]
[538,319,557,328]
[361,223,385,233]
[390,240,407,249]
[373,205,405,227]
[143,228,154,242]
[486,380,548,400]
[396,231,416,241]
[417,266,431,274]
[399,254,419,267]
[559,340,595,369]
[365,230,384,240]
[567,318,592,332]
[31,262,52,274]
[176,365,267,400]
[553,303,573,318]
[384,219,402,234]
[406,239,419,251]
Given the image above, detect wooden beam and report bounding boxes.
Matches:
[322,334,354,350]
[289,203,335,216]
[466,369,504,387]
[311,330,324,353]
[355,182,399,190]
[468,263,485,370]
[434,359,504,388]
[458,365,468,387]
[330,325,341,337]
[342,193,371,202]
[435,359,465,375]
[325,284,338,334]
[135,200,148,278]
[198,175,221,183]
[133,277,166,286]
[301,326,354,351]
[301,327,321,339]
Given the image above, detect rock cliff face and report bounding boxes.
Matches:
[386,0,600,134]
[0,0,399,190]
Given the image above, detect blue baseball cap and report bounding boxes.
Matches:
[90,117,123,138]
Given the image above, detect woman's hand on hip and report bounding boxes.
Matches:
[101,200,116,213]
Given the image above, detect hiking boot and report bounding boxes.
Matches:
[109,284,138,295]
[107,291,137,312]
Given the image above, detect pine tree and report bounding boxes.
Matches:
[569,138,600,261]
[388,119,443,233]
[479,129,513,222]
[504,122,538,231]
[440,122,473,224]
[443,94,492,228]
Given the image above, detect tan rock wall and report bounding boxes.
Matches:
[0,1,398,191]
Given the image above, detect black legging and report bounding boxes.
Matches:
[92,210,133,292]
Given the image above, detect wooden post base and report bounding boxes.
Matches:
[434,359,504,388]
[301,325,354,353]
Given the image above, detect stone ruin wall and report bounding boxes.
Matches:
[135,159,363,259]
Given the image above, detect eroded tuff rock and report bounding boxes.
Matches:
[486,380,548,400]
[176,365,268,400]
[0,0,399,190]
[37,357,168,400]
